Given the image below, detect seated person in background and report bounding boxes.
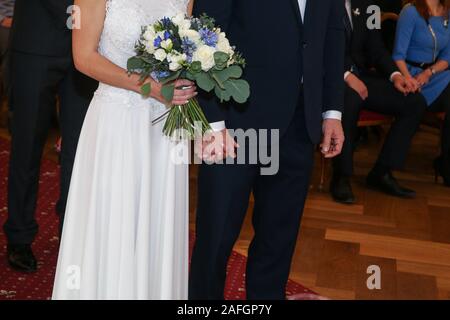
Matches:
[375,0,404,13]
[393,0,450,187]
[331,0,426,204]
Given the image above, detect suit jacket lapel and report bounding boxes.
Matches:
[291,0,302,25]
[303,0,311,26]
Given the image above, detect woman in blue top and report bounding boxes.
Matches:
[393,0,450,186]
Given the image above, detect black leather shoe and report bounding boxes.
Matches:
[7,244,38,273]
[366,170,416,198]
[434,156,450,187]
[330,175,356,204]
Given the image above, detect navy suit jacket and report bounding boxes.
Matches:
[193,0,345,143]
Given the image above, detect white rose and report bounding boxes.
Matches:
[217,33,234,56]
[179,29,201,45]
[154,48,167,61]
[160,39,173,51]
[169,61,182,71]
[143,26,156,41]
[168,52,187,71]
[145,41,156,54]
[173,13,191,31]
[192,45,216,71]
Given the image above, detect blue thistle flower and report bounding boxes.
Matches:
[199,28,218,47]
[154,36,163,48]
[161,17,172,28]
[181,37,197,62]
[151,71,170,81]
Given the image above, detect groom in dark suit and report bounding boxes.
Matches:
[190,0,346,299]
[4,0,97,272]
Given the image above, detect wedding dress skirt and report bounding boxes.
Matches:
[52,0,190,300]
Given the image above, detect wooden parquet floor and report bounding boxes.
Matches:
[1,98,449,299]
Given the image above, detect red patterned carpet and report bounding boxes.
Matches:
[0,137,318,300]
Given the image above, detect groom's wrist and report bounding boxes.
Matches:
[209,121,226,132]
[322,110,342,121]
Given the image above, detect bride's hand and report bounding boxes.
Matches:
[147,79,198,106]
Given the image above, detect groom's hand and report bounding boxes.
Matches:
[195,129,238,162]
[321,119,344,158]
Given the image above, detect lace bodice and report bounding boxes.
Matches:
[94,0,189,109]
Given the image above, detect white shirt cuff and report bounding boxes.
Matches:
[344,71,351,80]
[322,110,342,121]
[209,121,226,132]
[390,71,402,82]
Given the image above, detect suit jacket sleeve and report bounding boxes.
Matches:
[193,0,235,123]
[323,0,346,113]
[344,51,355,74]
[39,0,72,28]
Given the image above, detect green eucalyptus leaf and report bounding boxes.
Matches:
[141,82,152,97]
[189,61,202,73]
[214,52,230,66]
[185,71,196,81]
[224,79,250,104]
[161,84,175,102]
[127,57,144,71]
[214,86,231,103]
[195,72,215,92]
[212,65,243,84]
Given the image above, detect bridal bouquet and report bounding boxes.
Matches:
[127,13,250,139]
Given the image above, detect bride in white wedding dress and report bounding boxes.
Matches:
[52,0,195,300]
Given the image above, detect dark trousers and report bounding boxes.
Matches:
[333,75,427,176]
[189,95,314,300]
[0,26,10,96]
[4,51,97,245]
[429,83,450,158]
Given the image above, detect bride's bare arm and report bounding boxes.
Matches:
[73,0,197,105]
[188,0,194,16]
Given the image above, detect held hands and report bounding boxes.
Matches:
[414,70,432,89]
[321,119,345,158]
[346,73,368,100]
[392,73,409,95]
[195,128,239,162]
[404,75,421,93]
[145,79,198,106]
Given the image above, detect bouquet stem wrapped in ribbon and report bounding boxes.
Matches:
[127,14,250,140]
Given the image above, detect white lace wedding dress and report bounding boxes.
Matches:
[52,0,190,300]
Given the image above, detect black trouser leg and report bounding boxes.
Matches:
[57,64,96,233]
[189,98,314,300]
[363,76,427,170]
[4,53,66,245]
[334,76,426,177]
[189,162,256,300]
[333,86,363,176]
[246,106,314,300]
